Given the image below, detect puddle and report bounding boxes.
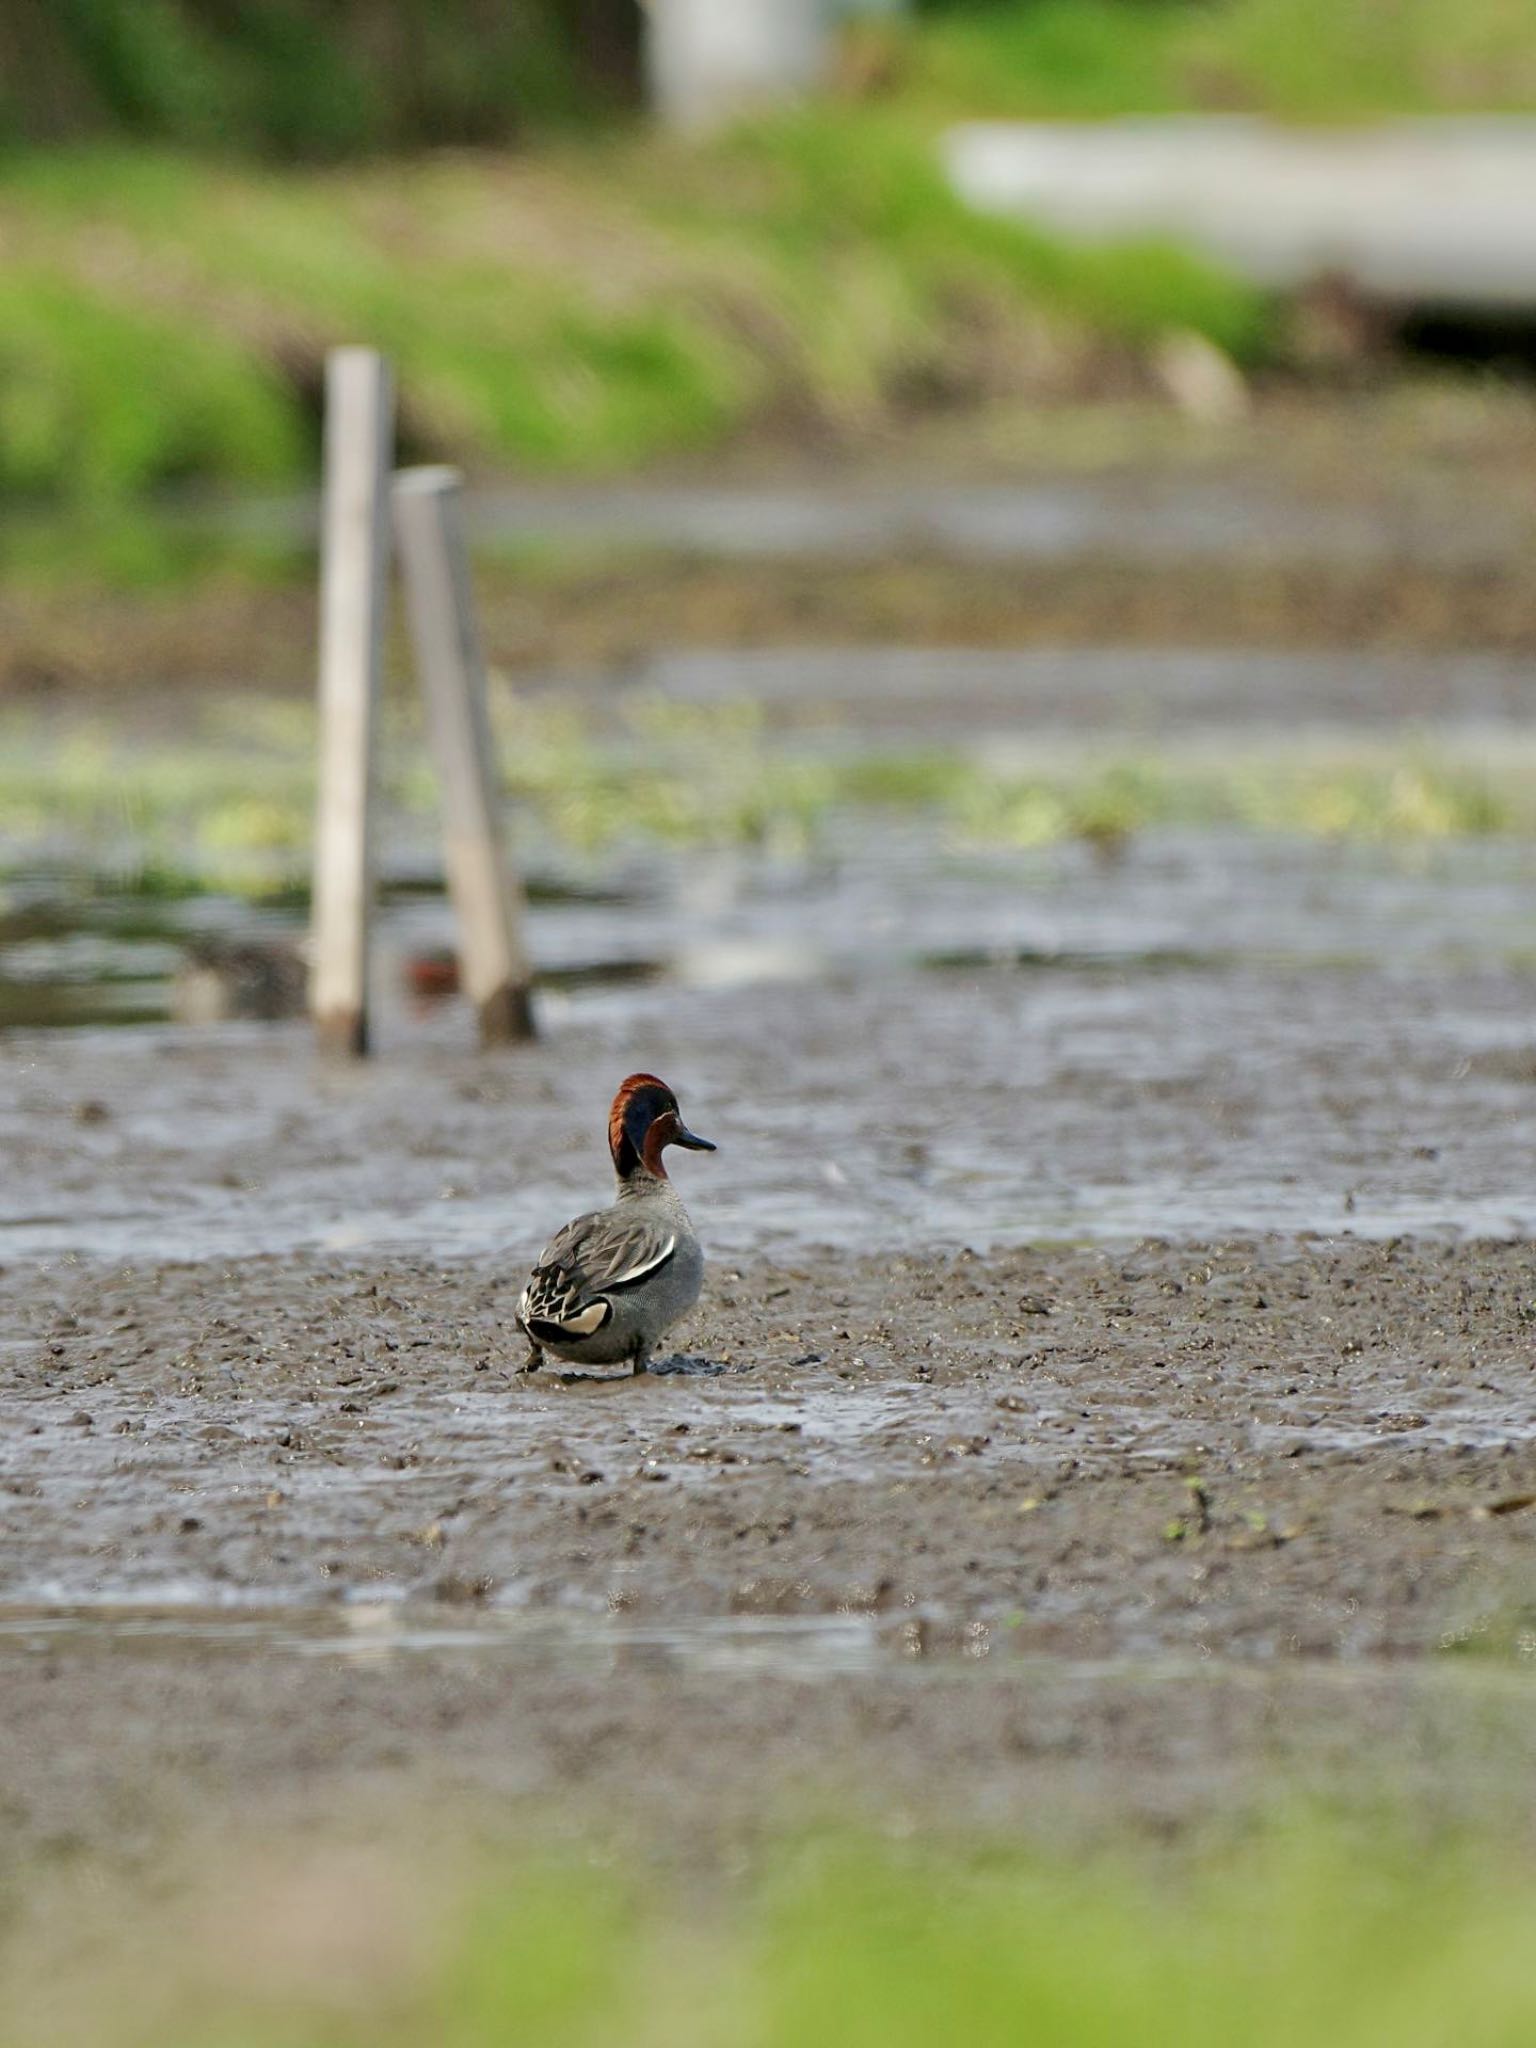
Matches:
[0,1600,887,1678]
[0,1600,1530,1703]
[2,904,1535,1261]
[7,819,1536,1035]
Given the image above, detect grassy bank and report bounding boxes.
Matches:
[900,0,1536,121]
[0,114,1262,511]
[11,1826,1536,2046]
[13,1,1531,154]
[0,0,1528,529]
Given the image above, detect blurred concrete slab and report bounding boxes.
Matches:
[644,0,910,131]
[945,118,1536,310]
[645,0,828,131]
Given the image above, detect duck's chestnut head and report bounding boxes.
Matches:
[608,1073,716,1181]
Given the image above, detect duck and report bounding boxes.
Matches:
[517,1073,716,1376]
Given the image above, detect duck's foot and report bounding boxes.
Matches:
[630,1346,651,1377]
[520,1340,544,1374]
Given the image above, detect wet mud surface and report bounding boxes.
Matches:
[11,547,1536,703]
[4,939,1536,1863]
[0,1232,1534,1864]
[1,983,1533,1863]
[10,388,1536,699]
[3,848,1535,1865]
[5,937,1536,1261]
[5,1232,1535,1628]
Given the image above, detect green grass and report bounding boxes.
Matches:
[0,110,1266,509]
[12,1828,1536,2046]
[10,0,1533,162]
[0,500,307,590]
[948,743,1522,847]
[900,0,1536,120]
[0,267,306,502]
[0,0,596,157]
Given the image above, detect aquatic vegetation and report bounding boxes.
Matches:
[2,696,1535,901]
[963,747,1529,850]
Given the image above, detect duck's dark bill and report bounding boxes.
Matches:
[674,1125,716,1152]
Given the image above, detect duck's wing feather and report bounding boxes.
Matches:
[518,1208,678,1338]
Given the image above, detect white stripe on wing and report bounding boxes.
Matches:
[604,1234,677,1290]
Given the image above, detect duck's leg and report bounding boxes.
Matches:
[519,1327,544,1373]
[630,1341,652,1377]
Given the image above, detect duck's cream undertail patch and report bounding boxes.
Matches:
[554,1300,611,1337]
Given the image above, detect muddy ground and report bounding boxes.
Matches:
[11,546,1536,702]
[8,390,1536,699]
[6,1233,1535,1644]
[2,961,1535,1874]
[0,1231,1534,1877]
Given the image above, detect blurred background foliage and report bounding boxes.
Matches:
[6,0,1533,156]
[0,0,641,154]
[0,0,1531,512]
[0,115,1263,508]
[13,1825,1536,2048]
[906,0,1536,120]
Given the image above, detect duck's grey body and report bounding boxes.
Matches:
[517,1074,714,1375]
[518,1179,704,1369]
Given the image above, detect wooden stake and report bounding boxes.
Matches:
[311,348,394,1057]
[392,466,536,1046]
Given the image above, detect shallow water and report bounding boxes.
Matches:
[6,813,1536,1029]
[0,1600,890,1677]
[4,803,1536,1262]
[0,1599,1530,1688]
[643,648,1536,730]
[9,640,1536,1034]
[462,479,1527,570]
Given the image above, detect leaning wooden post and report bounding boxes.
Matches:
[392,466,536,1046]
[311,347,394,1057]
